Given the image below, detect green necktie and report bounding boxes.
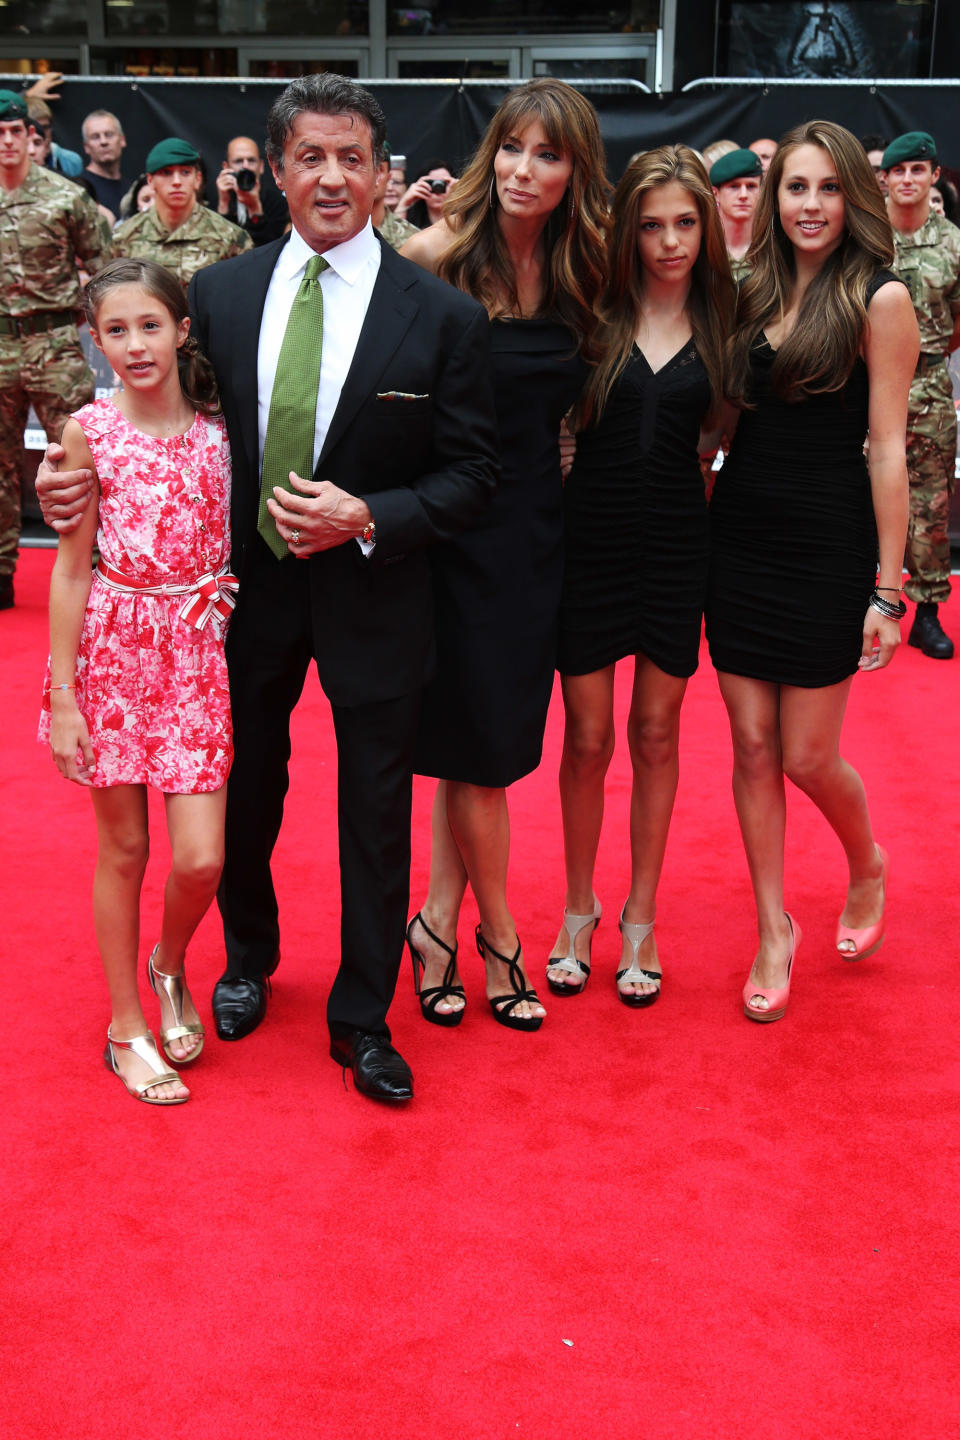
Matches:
[257,253,329,559]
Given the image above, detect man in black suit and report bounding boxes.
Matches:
[36,75,499,1102]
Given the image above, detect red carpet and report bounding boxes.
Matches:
[4,548,959,1439]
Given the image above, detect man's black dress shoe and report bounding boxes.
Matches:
[212,976,270,1041]
[329,1030,414,1102]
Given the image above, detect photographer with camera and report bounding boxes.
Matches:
[215,134,288,247]
[395,159,457,229]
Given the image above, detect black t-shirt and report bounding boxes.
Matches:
[81,169,128,215]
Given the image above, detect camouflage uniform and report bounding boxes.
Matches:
[0,165,112,578]
[728,253,751,285]
[113,201,252,292]
[890,209,960,604]
[377,209,419,252]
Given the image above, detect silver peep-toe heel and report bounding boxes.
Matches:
[616,908,661,1009]
[545,899,601,996]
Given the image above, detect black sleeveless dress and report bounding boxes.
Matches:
[558,338,712,678]
[414,317,586,787]
[705,274,899,688]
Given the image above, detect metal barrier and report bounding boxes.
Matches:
[683,76,960,93]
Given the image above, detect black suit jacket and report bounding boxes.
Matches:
[188,234,499,706]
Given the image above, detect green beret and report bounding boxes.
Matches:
[145,137,201,173]
[710,149,763,187]
[881,131,937,170]
[0,90,28,122]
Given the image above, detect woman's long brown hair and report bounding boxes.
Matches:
[437,79,610,359]
[727,119,896,405]
[572,144,735,431]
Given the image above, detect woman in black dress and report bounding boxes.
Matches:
[548,146,734,1005]
[400,80,609,1030]
[705,121,918,1021]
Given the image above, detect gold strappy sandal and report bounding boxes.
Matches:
[148,946,205,1065]
[103,1028,189,1105]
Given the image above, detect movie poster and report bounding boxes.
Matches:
[726,1,934,79]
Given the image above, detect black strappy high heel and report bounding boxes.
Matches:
[475,925,544,1032]
[406,911,465,1027]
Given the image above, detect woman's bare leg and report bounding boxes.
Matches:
[91,785,188,1101]
[618,656,689,998]
[446,780,545,1020]
[716,672,793,1003]
[153,787,226,1059]
[779,680,885,939]
[408,780,468,1016]
[548,667,615,987]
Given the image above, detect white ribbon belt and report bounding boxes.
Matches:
[95,559,239,634]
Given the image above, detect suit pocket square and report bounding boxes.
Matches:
[376,391,430,401]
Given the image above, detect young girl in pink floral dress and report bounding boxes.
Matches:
[41,258,235,1106]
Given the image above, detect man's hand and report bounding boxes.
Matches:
[395,176,433,219]
[25,72,64,103]
[215,165,237,215]
[266,472,372,557]
[36,443,95,535]
[216,163,262,218]
[241,176,263,217]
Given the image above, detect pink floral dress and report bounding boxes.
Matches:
[39,399,234,792]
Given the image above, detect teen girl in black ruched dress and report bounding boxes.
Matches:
[705,121,918,1023]
[549,146,734,1006]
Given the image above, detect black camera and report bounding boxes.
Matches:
[235,167,258,192]
[428,178,448,194]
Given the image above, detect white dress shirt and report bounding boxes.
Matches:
[256,219,382,474]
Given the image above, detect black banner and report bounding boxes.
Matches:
[20,75,960,192]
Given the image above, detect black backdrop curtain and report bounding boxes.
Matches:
[19,76,960,194]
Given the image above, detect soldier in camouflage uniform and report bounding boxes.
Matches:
[113,137,251,293]
[710,149,762,284]
[883,130,960,659]
[0,90,111,609]
[378,206,419,251]
[372,152,418,252]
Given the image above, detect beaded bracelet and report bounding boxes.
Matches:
[869,590,907,620]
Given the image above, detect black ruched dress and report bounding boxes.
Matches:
[414,317,586,787]
[705,275,897,687]
[558,338,712,678]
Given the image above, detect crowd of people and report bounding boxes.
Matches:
[7,71,957,1107]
